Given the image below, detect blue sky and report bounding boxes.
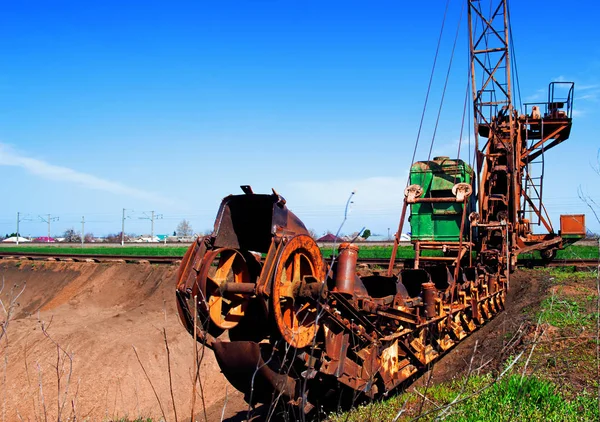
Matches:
[0,0,598,238]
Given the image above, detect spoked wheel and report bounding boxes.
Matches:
[195,248,252,337]
[272,235,326,349]
[541,248,557,261]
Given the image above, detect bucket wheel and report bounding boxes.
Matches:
[195,248,252,337]
[272,235,326,349]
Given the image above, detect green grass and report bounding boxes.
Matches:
[538,296,597,329]
[520,245,599,260]
[527,266,598,329]
[321,245,420,259]
[555,245,599,259]
[329,374,599,422]
[324,243,598,260]
[0,243,597,261]
[0,246,189,256]
[545,266,598,283]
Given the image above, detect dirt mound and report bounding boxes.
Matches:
[0,260,244,421]
[412,270,546,388]
[1,260,548,421]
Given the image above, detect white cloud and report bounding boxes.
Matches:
[0,143,173,205]
[524,88,546,102]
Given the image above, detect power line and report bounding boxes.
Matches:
[139,211,163,239]
[38,214,59,242]
[15,212,33,245]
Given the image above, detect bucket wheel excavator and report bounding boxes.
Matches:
[175,0,585,417]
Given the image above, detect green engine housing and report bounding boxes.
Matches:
[409,156,474,242]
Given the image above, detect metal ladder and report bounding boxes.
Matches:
[523,119,545,225]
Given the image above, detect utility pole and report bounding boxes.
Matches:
[121,208,135,245]
[139,211,162,240]
[39,214,59,242]
[121,208,126,246]
[81,216,85,247]
[16,213,33,245]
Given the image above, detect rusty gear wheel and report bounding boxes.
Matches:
[271,235,326,349]
[195,248,251,335]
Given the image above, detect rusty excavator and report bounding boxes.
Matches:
[175,0,585,418]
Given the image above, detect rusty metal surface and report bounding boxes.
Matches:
[172,181,587,416]
[175,4,580,397]
[334,243,359,295]
[271,234,326,349]
[212,190,308,253]
[174,186,513,416]
[212,341,297,404]
[560,214,586,236]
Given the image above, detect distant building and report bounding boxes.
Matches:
[33,236,56,243]
[2,236,31,243]
[316,233,343,242]
[132,235,160,243]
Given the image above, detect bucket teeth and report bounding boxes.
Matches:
[436,334,455,351]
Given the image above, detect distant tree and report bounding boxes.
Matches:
[84,232,95,243]
[106,232,130,243]
[362,229,372,239]
[307,228,318,239]
[176,219,193,237]
[105,233,118,243]
[63,228,81,242]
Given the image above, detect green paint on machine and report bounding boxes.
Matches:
[409,156,475,242]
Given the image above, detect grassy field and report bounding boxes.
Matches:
[0,245,189,256]
[1,243,597,260]
[328,373,599,422]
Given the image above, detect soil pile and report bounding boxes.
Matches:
[412,269,546,387]
[0,260,244,421]
[1,259,552,421]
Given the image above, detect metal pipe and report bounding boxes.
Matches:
[335,243,359,296]
[422,282,437,318]
[388,201,408,276]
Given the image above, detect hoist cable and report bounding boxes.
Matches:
[407,0,452,180]
[455,73,472,184]
[427,0,466,161]
[507,0,523,112]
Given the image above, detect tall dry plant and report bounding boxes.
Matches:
[0,277,26,422]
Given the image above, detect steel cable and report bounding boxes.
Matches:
[408,0,452,181]
[427,0,466,161]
